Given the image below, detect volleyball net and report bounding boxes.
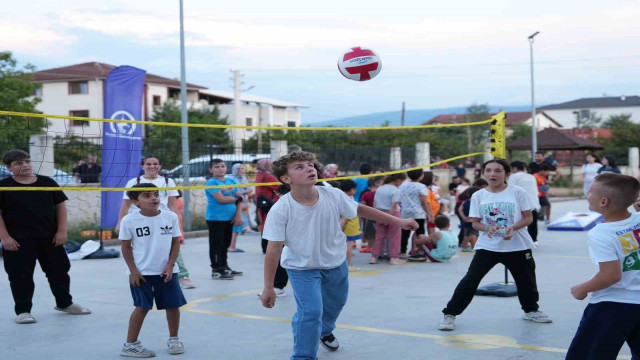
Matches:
[0,109,506,192]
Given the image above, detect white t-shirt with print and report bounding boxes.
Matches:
[469,184,536,252]
[119,210,182,275]
[508,172,540,211]
[374,184,401,211]
[262,186,358,270]
[123,176,179,214]
[587,212,640,305]
[399,181,428,219]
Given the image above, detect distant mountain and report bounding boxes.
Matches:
[308,106,531,127]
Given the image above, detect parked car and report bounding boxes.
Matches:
[0,166,76,185]
[167,154,271,182]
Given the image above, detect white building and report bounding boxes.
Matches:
[32,62,306,149]
[539,96,640,128]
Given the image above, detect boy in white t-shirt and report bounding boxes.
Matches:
[260,151,418,360]
[566,173,640,359]
[119,184,186,358]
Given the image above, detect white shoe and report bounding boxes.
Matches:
[121,341,155,358]
[179,277,197,289]
[522,311,552,323]
[257,288,286,298]
[167,337,185,355]
[438,314,456,331]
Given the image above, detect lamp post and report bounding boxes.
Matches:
[179,0,191,230]
[528,31,540,162]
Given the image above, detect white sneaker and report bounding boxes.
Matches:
[179,277,197,289]
[257,288,286,298]
[167,337,185,355]
[522,311,552,323]
[438,314,456,331]
[121,341,156,358]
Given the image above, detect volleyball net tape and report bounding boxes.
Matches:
[0,110,506,191]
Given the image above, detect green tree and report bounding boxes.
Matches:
[598,114,639,165]
[53,132,101,172]
[466,103,491,153]
[508,123,532,142]
[0,51,46,154]
[578,112,602,128]
[146,102,231,169]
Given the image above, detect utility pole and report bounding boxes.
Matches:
[528,31,540,162]
[232,70,242,154]
[179,0,191,230]
[401,101,406,126]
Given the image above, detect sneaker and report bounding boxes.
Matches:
[211,271,234,280]
[359,246,371,253]
[257,288,287,298]
[398,252,408,260]
[320,333,339,351]
[121,341,156,358]
[167,337,185,355]
[461,247,474,253]
[348,265,360,272]
[368,256,378,264]
[224,268,243,276]
[522,311,552,323]
[407,253,427,262]
[438,314,456,331]
[15,312,37,324]
[179,277,197,289]
[390,258,407,265]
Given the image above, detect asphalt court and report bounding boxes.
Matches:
[0,199,634,359]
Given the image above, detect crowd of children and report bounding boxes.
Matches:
[1,148,638,360]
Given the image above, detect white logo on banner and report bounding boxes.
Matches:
[109,110,137,135]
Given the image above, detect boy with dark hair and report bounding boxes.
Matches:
[410,215,458,262]
[0,149,91,324]
[120,183,185,357]
[261,151,417,359]
[400,169,431,258]
[566,173,640,359]
[534,163,553,224]
[353,163,374,203]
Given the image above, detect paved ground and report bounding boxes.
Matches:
[0,199,634,359]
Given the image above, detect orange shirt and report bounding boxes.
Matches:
[533,173,546,197]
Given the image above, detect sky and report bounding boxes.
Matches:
[2,0,640,123]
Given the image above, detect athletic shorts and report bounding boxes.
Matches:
[130,274,187,310]
[463,227,479,236]
[539,196,550,207]
[346,234,362,242]
[363,219,376,239]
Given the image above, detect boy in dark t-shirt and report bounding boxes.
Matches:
[0,149,91,324]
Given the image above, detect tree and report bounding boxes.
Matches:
[146,102,231,169]
[598,114,639,165]
[0,51,46,154]
[577,113,602,128]
[508,122,532,142]
[53,132,101,171]
[466,103,491,153]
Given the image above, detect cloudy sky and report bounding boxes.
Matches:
[3,0,639,123]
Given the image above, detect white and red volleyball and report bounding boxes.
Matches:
[337,46,382,81]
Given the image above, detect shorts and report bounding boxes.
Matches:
[463,227,479,236]
[363,219,376,239]
[346,234,362,242]
[539,196,550,207]
[427,221,436,229]
[415,218,426,235]
[233,224,244,233]
[130,274,187,310]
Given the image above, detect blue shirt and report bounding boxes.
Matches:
[428,230,458,262]
[353,178,369,203]
[205,177,240,221]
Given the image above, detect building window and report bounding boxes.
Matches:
[68,81,89,94]
[246,117,253,126]
[287,121,296,128]
[153,95,162,106]
[34,87,43,97]
[70,110,90,126]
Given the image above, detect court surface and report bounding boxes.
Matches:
[0,199,634,359]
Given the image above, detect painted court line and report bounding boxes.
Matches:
[180,290,632,359]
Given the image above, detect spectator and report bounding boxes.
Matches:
[353,163,373,203]
[509,161,540,243]
[529,151,546,175]
[323,163,339,179]
[581,154,603,196]
[74,154,101,183]
[597,155,621,175]
[72,159,84,183]
[455,163,466,178]
[473,163,482,181]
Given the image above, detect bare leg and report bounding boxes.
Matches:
[166,308,180,338]
[346,243,353,266]
[127,307,150,343]
[228,232,238,251]
[545,205,551,222]
[469,235,477,248]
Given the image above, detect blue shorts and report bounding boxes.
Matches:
[346,234,361,242]
[130,274,187,310]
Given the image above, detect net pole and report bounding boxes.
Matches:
[179,0,192,231]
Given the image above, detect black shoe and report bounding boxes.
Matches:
[225,268,243,276]
[320,333,339,351]
[212,271,234,280]
[407,253,427,262]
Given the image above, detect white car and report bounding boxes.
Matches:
[168,153,271,182]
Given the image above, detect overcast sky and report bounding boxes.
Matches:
[3,0,639,123]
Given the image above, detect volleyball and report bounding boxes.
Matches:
[337,47,381,81]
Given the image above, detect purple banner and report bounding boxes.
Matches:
[100,66,146,228]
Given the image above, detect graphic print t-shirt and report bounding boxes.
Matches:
[469,185,536,252]
[587,212,640,304]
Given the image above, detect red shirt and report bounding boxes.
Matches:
[360,190,375,207]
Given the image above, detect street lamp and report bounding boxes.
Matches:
[529,31,540,162]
